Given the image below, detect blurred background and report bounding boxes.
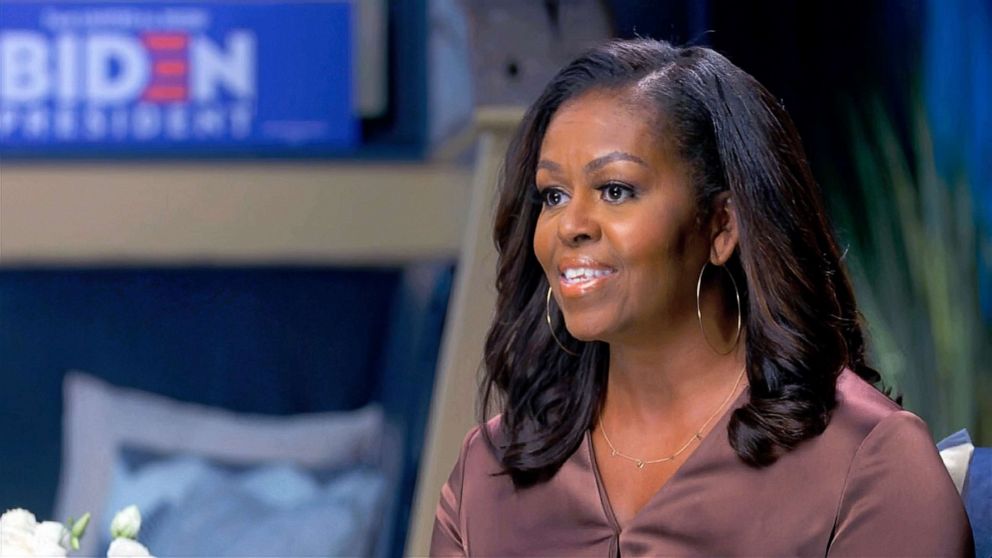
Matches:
[0,1,988,556]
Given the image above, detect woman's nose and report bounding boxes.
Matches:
[557,194,601,246]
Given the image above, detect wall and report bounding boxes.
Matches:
[0,163,470,265]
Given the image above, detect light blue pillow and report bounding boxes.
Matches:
[937,429,990,558]
[101,449,387,557]
[58,373,386,557]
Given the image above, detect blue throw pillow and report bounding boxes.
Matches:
[936,429,989,558]
[101,447,387,556]
[965,448,991,558]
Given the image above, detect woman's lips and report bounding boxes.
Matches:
[557,261,617,297]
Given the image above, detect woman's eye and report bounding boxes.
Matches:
[600,182,635,203]
[540,187,570,207]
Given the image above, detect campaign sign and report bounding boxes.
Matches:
[0,1,356,156]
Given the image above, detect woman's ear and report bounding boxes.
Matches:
[709,192,739,265]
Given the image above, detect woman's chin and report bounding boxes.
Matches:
[563,322,611,343]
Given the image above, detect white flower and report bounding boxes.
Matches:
[1,507,152,558]
[1,509,38,557]
[29,521,67,557]
[33,521,70,557]
[1,509,37,533]
[109,506,141,541]
[107,538,152,558]
[34,521,69,547]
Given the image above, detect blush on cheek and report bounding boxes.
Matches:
[532,227,556,283]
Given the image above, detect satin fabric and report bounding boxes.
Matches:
[430,369,974,557]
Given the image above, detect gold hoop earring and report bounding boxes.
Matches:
[696,262,742,356]
[546,287,579,356]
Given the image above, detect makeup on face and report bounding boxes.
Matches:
[532,90,706,343]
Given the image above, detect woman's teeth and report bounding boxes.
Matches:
[561,268,614,284]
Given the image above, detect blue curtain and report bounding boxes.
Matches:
[923,0,992,315]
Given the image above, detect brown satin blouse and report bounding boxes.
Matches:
[430,369,974,556]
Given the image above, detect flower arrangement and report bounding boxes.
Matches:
[0,505,153,557]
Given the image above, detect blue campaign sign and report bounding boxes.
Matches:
[0,1,356,156]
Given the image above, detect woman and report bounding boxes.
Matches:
[431,39,973,556]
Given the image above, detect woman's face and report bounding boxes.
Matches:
[533,90,711,345]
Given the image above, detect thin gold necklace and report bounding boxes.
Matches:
[598,365,747,469]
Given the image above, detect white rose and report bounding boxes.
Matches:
[0,509,38,557]
[34,521,70,556]
[107,538,153,558]
[109,506,141,540]
[1,509,37,533]
[31,521,68,558]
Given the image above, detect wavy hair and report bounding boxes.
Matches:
[480,38,894,487]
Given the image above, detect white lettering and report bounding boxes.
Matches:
[110,107,128,139]
[229,102,252,138]
[165,105,188,139]
[54,107,75,138]
[84,107,106,139]
[40,7,210,32]
[191,32,255,101]
[193,106,223,137]
[85,34,148,105]
[132,103,161,139]
[0,104,253,142]
[0,32,50,103]
[24,106,48,138]
[0,108,19,137]
[55,34,80,103]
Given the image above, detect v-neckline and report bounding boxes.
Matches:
[586,385,750,534]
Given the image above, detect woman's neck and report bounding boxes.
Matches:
[604,321,746,425]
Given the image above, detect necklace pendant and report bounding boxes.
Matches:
[611,449,618,456]
[635,459,644,469]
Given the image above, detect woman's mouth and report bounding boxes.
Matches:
[558,263,617,296]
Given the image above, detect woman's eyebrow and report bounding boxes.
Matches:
[584,151,647,172]
[536,151,648,175]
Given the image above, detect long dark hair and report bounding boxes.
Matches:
[481,38,892,487]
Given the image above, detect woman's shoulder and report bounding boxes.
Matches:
[830,367,904,436]
[822,368,940,465]
[454,414,506,470]
[824,370,973,555]
[432,416,511,555]
[780,368,930,470]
